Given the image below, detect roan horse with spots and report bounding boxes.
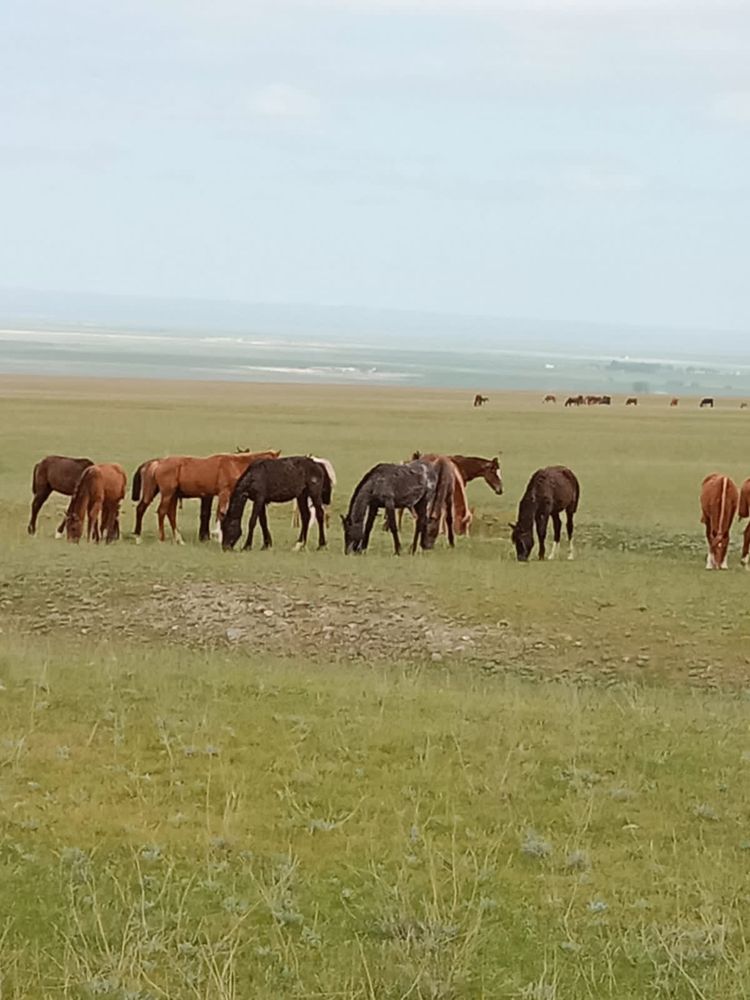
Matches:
[65,463,127,544]
[510,466,580,562]
[342,460,438,555]
[700,473,738,570]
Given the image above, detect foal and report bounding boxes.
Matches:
[510,466,580,562]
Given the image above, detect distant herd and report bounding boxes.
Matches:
[26,437,750,569]
[476,393,747,409]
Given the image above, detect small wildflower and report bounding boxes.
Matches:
[565,849,590,871]
[521,829,552,859]
[139,845,163,862]
[588,899,608,914]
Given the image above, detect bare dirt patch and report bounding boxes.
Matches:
[139,580,526,668]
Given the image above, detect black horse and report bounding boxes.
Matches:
[222,456,331,550]
[342,460,438,555]
[510,466,580,562]
[700,397,714,409]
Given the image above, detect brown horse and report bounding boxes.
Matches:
[564,395,583,407]
[473,394,489,407]
[131,457,214,543]
[66,463,127,543]
[29,455,93,536]
[625,397,638,406]
[670,398,679,407]
[543,394,556,403]
[700,474,738,570]
[449,454,503,496]
[510,466,580,562]
[739,479,750,568]
[144,451,281,543]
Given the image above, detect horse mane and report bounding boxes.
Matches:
[67,466,96,524]
[347,466,381,523]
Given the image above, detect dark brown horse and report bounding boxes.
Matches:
[543,394,556,403]
[222,456,332,551]
[66,463,127,543]
[473,394,489,407]
[510,466,580,562]
[564,395,583,407]
[625,397,638,406]
[29,455,93,536]
[700,397,714,408]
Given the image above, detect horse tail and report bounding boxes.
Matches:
[320,464,333,506]
[32,461,42,493]
[131,463,143,502]
[430,457,453,518]
[739,480,750,520]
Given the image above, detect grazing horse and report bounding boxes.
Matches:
[65,463,127,543]
[408,454,471,539]
[421,457,461,549]
[700,397,714,409]
[473,394,489,407]
[137,450,280,543]
[741,403,748,410]
[564,395,583,407]
[625,397,638,406]
[131,457,213,542]
[510,466,580,562]
[29,455,93,536]
[543,394,556,404]
[700,473,738,570]
[599,395,612,405]
[738,479,750,568]
[670,398,679,407]
[222,456,330,551]
[342,461,438,555]
[585,395,602,405]
[290,456,337,529]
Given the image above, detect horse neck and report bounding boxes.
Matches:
[451,456,484,483]
[517,491,536,528]
[69,469,93,519]
[347,479,372,524]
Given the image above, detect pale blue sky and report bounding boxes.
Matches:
[2,0,750,333]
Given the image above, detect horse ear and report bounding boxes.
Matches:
[412,450,421,459]
[492,457,500,468]
[508,521,516,530]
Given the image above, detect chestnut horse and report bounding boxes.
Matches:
[136,450,280,543]
[739,478,750,568]
[65,463,127,543]
[510,466,580,562]
[131,457,213,543]
[700,474,738,570]
[29,455,93,536]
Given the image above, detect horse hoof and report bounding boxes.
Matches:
[134,535,142,546]
[54,529,64,540]
[293,542,305,552]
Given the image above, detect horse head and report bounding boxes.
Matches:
[509,520,533,562]
[341,513,364,554]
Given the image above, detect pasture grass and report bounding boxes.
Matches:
[1,376,750,998]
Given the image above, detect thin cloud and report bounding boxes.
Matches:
[713,91,750,124]
[249,84,321,119]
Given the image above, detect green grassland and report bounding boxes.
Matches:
[1,376,750,999]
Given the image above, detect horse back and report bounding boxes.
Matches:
[701,474,739,531]
[35,455,93,495]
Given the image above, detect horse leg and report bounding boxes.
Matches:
[385,505,401,556]
[742,522,750,569]
[89,499,103,543]
[156,490,172,543]
[243,502,260,550]
[167,496,183,545]
[548,513,562,560]
[200,496,214,542]
[294,497,311,551]
[566,510,576,561]
[410,498,428,554]
[258,504,273,549]
[445,498,455,548]
[28,485,52,536]
[535,512,548,561]
[312,498,327,549]
[362,504,379,552]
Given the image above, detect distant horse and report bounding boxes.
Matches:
[625,397,638,406]
[700,473,738,570]
[739,479,750,568]
[741,403,748,410]
[342,461,438,555]
[131,457,213,542]
[66,463,127,543]
[564,395,583,407]
[670,398,679,407]
[290,456,336,529]
[585,395,602,405]
[28,455,93,536]
[543,394,556,404]
[473,394,489,407]
[137,450,280,543]
[510,466,580,562]
[599,395,612,405]
[222,456,331,551]
[700,397,714,409]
